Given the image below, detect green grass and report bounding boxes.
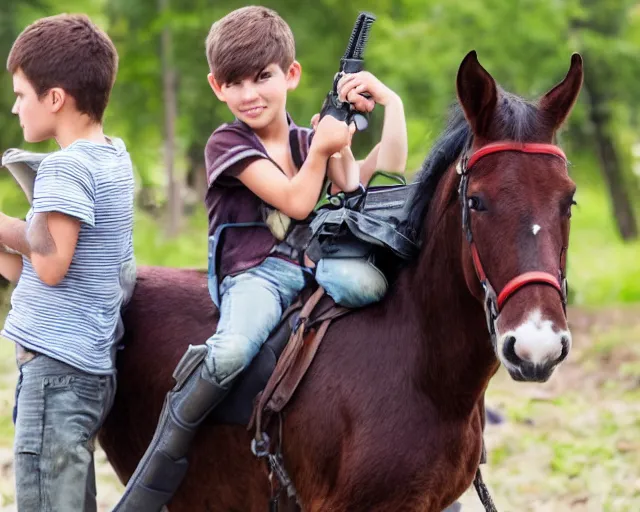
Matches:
[569,185,640,306]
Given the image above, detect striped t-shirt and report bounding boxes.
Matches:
[2,138,136,375]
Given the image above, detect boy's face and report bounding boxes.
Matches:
[209,61,301,131]
[12,69,62,143]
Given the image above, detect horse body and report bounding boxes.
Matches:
[279,190,497,511]
[99,51,584,511]
[102,239,490,511]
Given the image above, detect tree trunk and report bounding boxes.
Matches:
[186,143,208,202]
[160,0,182,236]
[583,69,638,240]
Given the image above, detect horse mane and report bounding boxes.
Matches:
[405,106,469,243]
[406,89,542,244]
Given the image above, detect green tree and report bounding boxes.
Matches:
[569,0,639,240]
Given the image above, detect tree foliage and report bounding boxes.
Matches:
[1,0,638,237]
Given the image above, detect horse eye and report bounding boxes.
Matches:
[565,199,577,218]
[468,196,486,211]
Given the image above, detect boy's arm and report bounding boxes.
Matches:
[238,149,329,220]
[327,147,361,194]
[0,212,80,286]
[338,72,408,175]
[0,153,92,286]
[0,247,23,283]
[358,143,381,186]
[237,116,351,220]
[375,93,407,174]
[309,114,359,194]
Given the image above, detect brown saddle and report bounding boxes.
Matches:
[248,286,346,435]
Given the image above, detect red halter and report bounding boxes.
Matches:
[458,142,569,338]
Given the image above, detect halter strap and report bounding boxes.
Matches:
[497,272,563,310]
[465,142,567,170]
[470,245,563,312]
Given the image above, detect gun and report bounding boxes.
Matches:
[319,11,376,132]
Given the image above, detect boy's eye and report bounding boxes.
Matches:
[259,72,271,81]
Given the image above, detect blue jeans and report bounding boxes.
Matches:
[205,257,308,386]
[204,254,386,387]
[13,350,116,511]
[314,256,388,308]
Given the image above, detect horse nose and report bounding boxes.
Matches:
[500,327,571,382]
[558,335,570,362]
[502,335,520,365]
[502,331,570,365]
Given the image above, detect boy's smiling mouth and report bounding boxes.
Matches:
[241,106,266,117]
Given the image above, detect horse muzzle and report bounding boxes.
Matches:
[496,311,571,383]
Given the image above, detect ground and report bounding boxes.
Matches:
[0,305,638,511]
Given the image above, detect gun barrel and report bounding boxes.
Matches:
[343,12,376,61]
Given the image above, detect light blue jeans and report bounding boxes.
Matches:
[205,257,308,386]
[315,256,388,308]
[204,255,387,387]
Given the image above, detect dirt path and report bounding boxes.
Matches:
[1,305,638,511]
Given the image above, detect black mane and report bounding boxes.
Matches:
[406,90,541,243]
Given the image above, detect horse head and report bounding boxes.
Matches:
[454,51,583,382]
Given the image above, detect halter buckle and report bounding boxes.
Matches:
[482,281,499,342]
[456,155,469,175]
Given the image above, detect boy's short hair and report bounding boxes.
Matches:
[7,14,118,123]
[206,6,295,85]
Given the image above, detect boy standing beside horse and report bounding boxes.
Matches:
[115,5,408,511]
[0,14,135,511]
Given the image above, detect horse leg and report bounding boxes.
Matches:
[307,491,461,512]
[304,489,440,512]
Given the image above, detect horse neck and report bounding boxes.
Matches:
[395,173,499,419]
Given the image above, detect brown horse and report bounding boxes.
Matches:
[99,51,583,511]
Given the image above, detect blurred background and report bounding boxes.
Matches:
[0,0,639,510]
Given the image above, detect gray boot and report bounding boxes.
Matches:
[112,345,228,511]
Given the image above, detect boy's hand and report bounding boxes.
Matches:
[338,71,397,108]
[311,115,355,157]
[310,113,320,131]
[310,113,355,148]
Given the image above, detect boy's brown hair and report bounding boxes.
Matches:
[7,14,118,123]
[206,6,295,85]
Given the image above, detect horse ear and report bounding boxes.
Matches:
[539,53,584,130]
[456,50,498,137]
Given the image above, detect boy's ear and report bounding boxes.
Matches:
[286,61,302,91]
[49,88,66,114]
[208,73,226,102]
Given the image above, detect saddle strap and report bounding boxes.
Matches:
[266,317,332,414]
[309,303,350,328]
[249,287,327,433]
